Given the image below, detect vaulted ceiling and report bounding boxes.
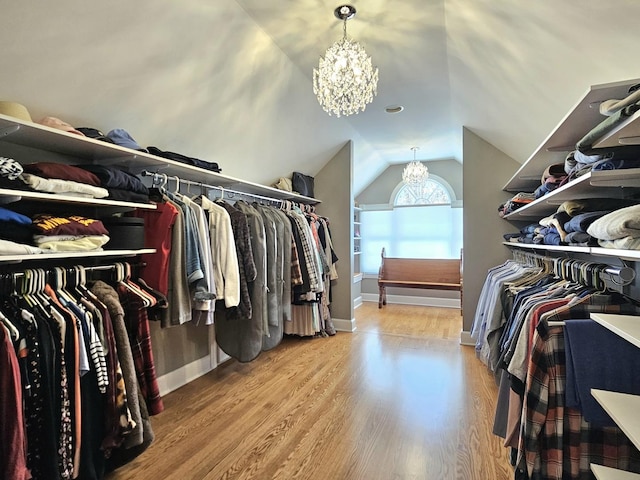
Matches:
[2,1,640,197]
[237,0,640,193]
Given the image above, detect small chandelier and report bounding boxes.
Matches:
[313,5,379,117]
[402,147,429,186]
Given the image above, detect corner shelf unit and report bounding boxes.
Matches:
[353,206,362,276]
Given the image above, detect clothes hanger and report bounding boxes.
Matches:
[147,172,167,203]
[53,267,76,304]
[124,262,155,307]
[21,269,46,321]
[0,309,19,341]
[114,262,153,308]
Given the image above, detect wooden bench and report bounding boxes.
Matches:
[378,248,463,308]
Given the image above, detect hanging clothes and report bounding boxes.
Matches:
[215,201,267,363]
[0,322,30,480]
[215,199,257,320]
[472,254,640,479]
[255,204,282,349]
[196,196,240,309]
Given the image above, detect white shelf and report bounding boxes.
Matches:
[504,242,640,260]
[503,78,640,193]
[502,79,640,475]
[591,389,640,451]
[503,169,640,220]
[503,242,591,254]
[590,248,640,261]
[592,464,640,480]
[594,109,640,149]
[0,113,319,204]
[0,248,156,263]
[0,188,156,210]
[590,314,640,350]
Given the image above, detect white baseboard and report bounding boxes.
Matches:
[333,317,357,332]
[361,293,461,309]
[156,355,216,396]
[459,330,475,346]
[354,295,363,309]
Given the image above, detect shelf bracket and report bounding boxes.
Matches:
[0,124,21,140]
[618,136,640,145]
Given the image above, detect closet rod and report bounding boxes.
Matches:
[140,170,284,205]
[8,262,145,278]
[512,249,636,286]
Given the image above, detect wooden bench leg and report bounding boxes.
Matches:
[378,285,384,308]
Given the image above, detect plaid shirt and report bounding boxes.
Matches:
[289,230,303,287]
[517,307,640,479]
[117,284,164,416]
[287,210,321,291]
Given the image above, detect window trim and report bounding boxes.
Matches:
[390,173,457,206]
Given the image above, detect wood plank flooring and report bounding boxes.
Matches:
[105,303,512,480]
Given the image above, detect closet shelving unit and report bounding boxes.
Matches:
[353,205,362,281]
[0,113,320,204]
[0,112,320,265]
[503,168,640,221]
[503,78,640,193]
[502,242,640,262]
[501,78,640,479]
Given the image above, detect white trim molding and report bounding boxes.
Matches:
[156,355,215,396]
[361,293,461,309]
[460,330,475,346]
[333,317,357,332]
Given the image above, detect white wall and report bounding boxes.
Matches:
[0,0,365,186]
[461,127,520,336]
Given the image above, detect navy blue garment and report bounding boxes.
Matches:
[564,231,596,246]
[564,319,640,427]
[78,165,149,195]
[564,211,611,233]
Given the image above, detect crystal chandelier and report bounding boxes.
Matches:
[402,147,429,186]
[313,5,379,117]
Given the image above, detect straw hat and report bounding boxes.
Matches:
[0,101,32,122]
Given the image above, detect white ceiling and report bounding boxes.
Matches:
[2,1,640,197]
[237,0,640,192]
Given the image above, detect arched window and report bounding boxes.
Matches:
[358,175,462,273]
[395,178,452,206]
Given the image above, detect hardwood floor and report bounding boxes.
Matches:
[105,303,512,480]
